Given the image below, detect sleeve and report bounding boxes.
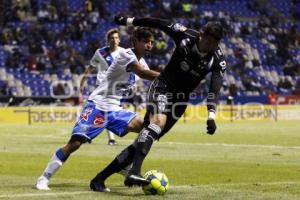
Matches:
[115,49,138,71]
[89,50,109,71]
[139,58,150,70]
[132,17,188,43]
[207,54,227,113]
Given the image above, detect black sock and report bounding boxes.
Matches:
[130,124,161,175]
[93,145,135,181]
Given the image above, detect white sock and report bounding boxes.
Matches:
[107,130,115,140]
[42,153,63,180]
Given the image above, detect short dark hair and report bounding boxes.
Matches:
[132,27,154,41]
[203,21,224,41]
[106,28,120,41]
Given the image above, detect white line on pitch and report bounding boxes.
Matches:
[163,142,300,149]
[0,191,91,199]
[2,182,300,198]
[120,139,300,150]
[2,133,300,150]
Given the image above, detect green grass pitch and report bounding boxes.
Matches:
[1,120,300,199]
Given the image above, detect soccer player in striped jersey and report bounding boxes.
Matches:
[35,27,159,191]
[80,28,124,145]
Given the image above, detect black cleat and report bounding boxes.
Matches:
[90,178,110,192]
[124,174,150,187]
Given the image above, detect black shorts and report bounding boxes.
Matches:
[143,78,189,139]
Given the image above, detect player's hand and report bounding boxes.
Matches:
[206,119,216,135]
[114,15,128,26]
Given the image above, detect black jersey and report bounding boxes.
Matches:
[133,18,227,112]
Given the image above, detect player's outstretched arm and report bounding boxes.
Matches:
[129,62,159,81]
[114,15,183,40]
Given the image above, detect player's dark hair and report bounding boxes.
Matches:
[202,21,224,41]
[132,27,154,41]
[106,28,120,41]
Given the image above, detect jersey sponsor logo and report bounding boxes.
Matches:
[93,114,105,126]
[105,55,113,65]
[81,108,93,121]
[219,60,227,70]
[106,56,112,62]
[171,23,187,32]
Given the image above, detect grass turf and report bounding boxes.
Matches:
[1,120,300,199]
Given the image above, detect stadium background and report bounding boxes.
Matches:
[1,0,300,199]
[0,0,299,122]
[0,0,299,104]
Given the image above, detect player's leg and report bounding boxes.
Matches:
[124,102,187,186]
[125,112,167,186]
[90,143,136,192]
[125,79,169,186]
[92,116,144,178]
[126,115,144,133]
[90,112,144,192]
[116,116,145,175]
[36,101,107,190]
[35,135,86,190]
[107,130,117,145]
[160,102,188,136]
[125,80,184,186]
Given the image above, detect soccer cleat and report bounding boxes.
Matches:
[124,174,150,187]
[108,139,117,146]
[90,178,110,192]
[35,176,50,190]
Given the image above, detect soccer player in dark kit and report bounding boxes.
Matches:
[90,16,227,192]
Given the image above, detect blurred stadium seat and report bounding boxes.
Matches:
[0,0,299,100]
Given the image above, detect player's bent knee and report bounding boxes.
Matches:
[127,117,144,133]
[69,134,87,144]
[64,135,85,153]
[150,114,167,130]
[64,141,81,154]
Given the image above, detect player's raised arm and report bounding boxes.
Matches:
[114,16,188,42]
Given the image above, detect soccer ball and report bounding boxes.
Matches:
[142,170,169,195]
